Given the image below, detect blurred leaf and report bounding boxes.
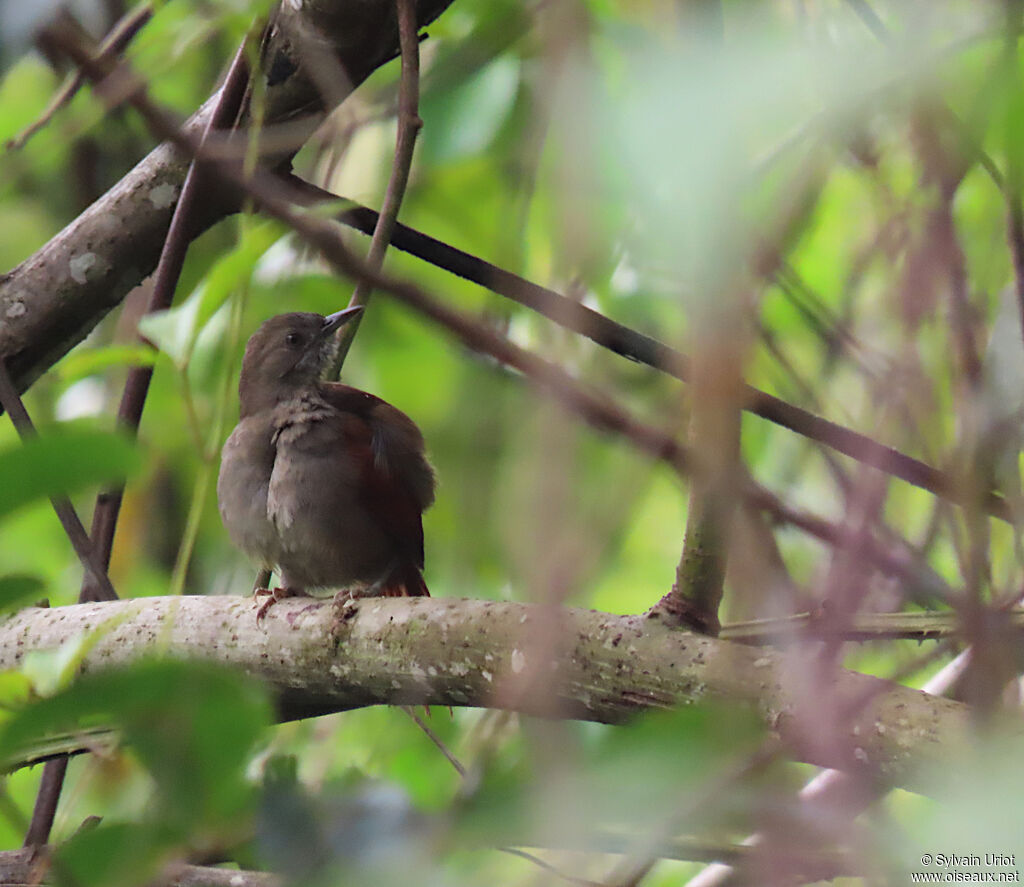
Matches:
[1,726,120,770]
[0,427,141,520]
[0,660,271,832]
[111,661,271,831]
[138,295,201,368]
[895,728,1024,875]
[57,345,157,384]
[0,574,43,614]
[139,220,284,368]
[21,617,120,697]
[0,670,32,712]
[420,54,521,164]
[55,821,172,887]
[196,220,286,336]
[459,706,763,848]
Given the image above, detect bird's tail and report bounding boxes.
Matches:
[382,563,430,598]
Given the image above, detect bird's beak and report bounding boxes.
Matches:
[320,306,364,338]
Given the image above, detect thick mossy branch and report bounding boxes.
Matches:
[0,595,983,794]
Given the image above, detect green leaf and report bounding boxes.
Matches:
[197,220,286,332]
[0,427,141,521]
[136,295,201,368]
[420,55,521,164]
[56,345,157,384]
[126,663,270,830]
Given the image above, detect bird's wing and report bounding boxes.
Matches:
[320,384,435,569]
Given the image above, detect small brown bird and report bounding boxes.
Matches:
[217,308,435,618]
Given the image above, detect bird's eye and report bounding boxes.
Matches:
[285,332,303,347]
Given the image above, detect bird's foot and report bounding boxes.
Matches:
[254,586,303,625]
[331,588,361,620]
[327,589,362,645]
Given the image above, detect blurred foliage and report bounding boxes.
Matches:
[4,0,1024,884]
[0,426,140,521]
[0,661,272,886]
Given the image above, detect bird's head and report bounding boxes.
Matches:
[238,308,362,414]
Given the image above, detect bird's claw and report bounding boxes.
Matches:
[254,586,297,625]
[327,590,361,644]
[331,589,360,620]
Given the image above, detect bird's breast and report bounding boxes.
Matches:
[217,416,278,565]
[267,415,363,533]
[266,402,394,587]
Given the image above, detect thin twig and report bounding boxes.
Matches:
[19,758,69,853]
[0,849,281,887]
[719,603,1008,645]
[512,831,855,874]
[401,706,466,777]
[5,4,153,152]
[500,848,602,887]
[326,0,422,378]
[755,317,852,495]
[0,360,117,604]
